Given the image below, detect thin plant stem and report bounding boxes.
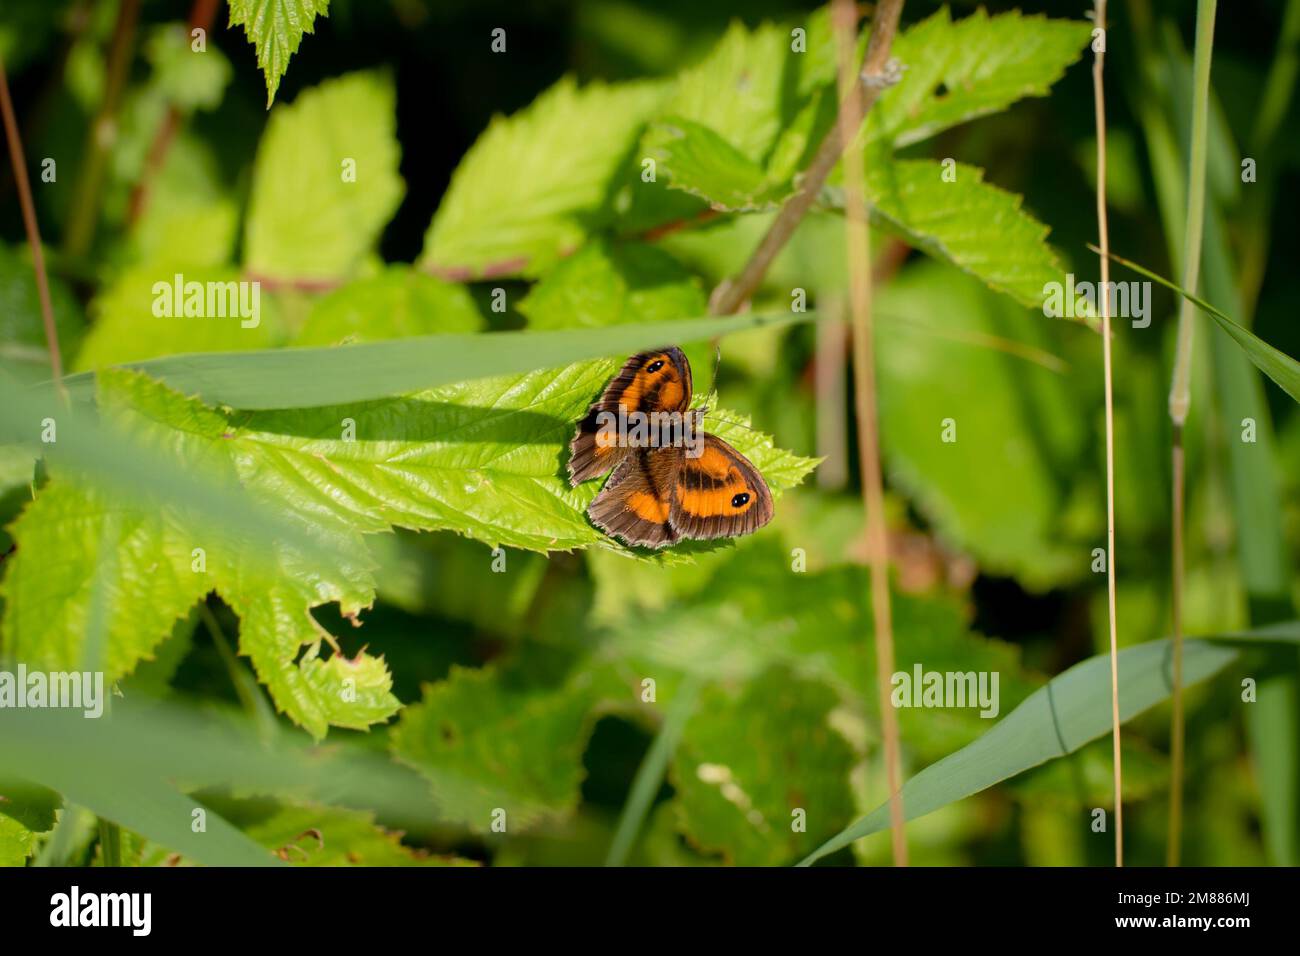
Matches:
[1091,0,1123,868]
[64,0,141,260]
[1167,0,1218,869]
[199,600,277,740]
[709,0,906,316]
[0,50,65,393]
[834,0,907,867]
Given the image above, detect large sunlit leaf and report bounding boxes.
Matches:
[243,71,403,281]
[420,77,667,279]
[4,358,814,734]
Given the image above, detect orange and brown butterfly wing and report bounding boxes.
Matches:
[587,446,685,549]
[567,347,693,487]
[668,434,773,541]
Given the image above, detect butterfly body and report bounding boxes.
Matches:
[569,348,773,549]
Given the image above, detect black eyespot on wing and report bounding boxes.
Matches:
[646,359,665,373]
[731,492,750,508]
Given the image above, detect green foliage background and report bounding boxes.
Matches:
[0,0,1298,867]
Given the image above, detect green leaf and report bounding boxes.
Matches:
[660,14,836,165]
[74,264,279,370]
[517,239,705,331]
[240,804,475,866]
[604,539,1039,758]
[644,12,838,211]
[294,267,483,346]
[644,117,794,211]
[421,77,667,279]
[875,263,1094,588]
[4,362,813,733]
[867,8,1092,149]
[58,310,812,410]
[671,668,855,866]
[0,813,40,866]
[390,663,605,832]
[244,71,403,281]
[2,370,397,738]
[851,155,1066,309]
[228,0,330,107]
[0,776,59,833]
[797,629,1300,865]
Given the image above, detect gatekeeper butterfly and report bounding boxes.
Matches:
[568,347,773,549]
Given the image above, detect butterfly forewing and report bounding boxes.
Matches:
[567,347,693,486]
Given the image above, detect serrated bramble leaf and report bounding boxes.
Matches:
[866,8,1092,149]
[849,155,1066,309]
[644,118,793,211]
[517,239,705,331]
[421,78,667,279]
[390,664,604,832]
[244,71,403,282]
[1,370,394,739]
[228,0,330,107]
[241,804,476,866]
[671,668,855,866]
[647,11,840,211]
[3,360,812,734]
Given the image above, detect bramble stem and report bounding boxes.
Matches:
[0,50,64,393]
[709,0,906,316]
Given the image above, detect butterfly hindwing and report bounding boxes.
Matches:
[567,347,693,486]
[587,446,685,549]
[668,433,773,542]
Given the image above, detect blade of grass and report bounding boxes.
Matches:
[1129,1,1300,864]
[50,311,816,410]
[1165,0,1218,868]
[604,675,702,867]
[1092,247,1300,404]
[799,623,1300,866]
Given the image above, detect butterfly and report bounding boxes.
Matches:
[567,347,773,549]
